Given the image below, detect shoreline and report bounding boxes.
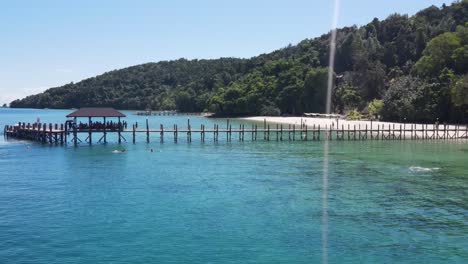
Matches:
[239,116,465,128]
[238,116,467,138]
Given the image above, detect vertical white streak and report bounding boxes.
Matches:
[321,140,330,264]
[323,2,339,264]
[326,0,340,115]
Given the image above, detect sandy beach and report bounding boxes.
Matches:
[239,116,467,138]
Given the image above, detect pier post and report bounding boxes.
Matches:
[276,124,279,141]
[64,122,68,144]
[201,125,205,142]
[242,124,245,142]
[312,124,316,140]
[267,125,270,141]
[429,124,432,139]
[88,117,92,145]
[358,124,361,140]
[255,124,257,141]
[347,124,350,140]
[60,124,64,144]
[304,125,307,141]
[293,124,295,141]
[161,124,164,143]
[239,124,244,142]
[41,123,45,143]
[188,119,191,143]
[388,125,391,140]
[146,118,149,143]
[103,117,107,144]
[213,124,217,142]
[251,124,254,141]
[410,124,413,140]
[280,124,283,141]
[420,124,427,140]
[49,123,53,144]
[318,125,321,140]
[118,117,122,144]
[382,125,385,140]
[132,124,136,144]
[444,124,447,139]
[239,124,242,141]
[353,125,356,140]
[54,124,58,143]
[73,122,77,146]
[341,125,344,140]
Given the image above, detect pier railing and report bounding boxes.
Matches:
[4,120,468,145]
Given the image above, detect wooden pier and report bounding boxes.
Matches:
[4,122,67,144]
[4,119,468,145]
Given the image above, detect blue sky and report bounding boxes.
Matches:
[0,0,451,105]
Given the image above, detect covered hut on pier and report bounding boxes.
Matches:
[66,107,126,144]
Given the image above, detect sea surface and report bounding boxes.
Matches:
[0,108,467,263]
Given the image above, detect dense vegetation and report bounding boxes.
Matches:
[10,1,468,122]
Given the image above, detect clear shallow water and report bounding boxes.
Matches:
[0,108,467,263]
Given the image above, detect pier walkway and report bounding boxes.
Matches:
[3,108,467,145]
[4,119,468,145]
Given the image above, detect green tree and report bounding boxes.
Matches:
[346,109,364,120]
[302,67,329,113]
[277,84,303,114]
[334,83,362,112]
[451,74,468,119]
[382,76,451,122]
[367,99,384,119]
[413,32,461,77]
[174,91,195,112]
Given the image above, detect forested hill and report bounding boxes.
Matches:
[10,1,468,122]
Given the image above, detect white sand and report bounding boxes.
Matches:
[238,116,467,139]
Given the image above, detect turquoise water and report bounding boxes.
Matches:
[1,108,467,263]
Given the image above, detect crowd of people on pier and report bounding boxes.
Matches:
[68,120,128,131]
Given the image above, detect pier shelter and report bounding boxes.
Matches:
[66,107,126,145]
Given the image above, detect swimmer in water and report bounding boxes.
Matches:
[150,148,154,152]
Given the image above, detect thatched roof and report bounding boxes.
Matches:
[66,108,126,118]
